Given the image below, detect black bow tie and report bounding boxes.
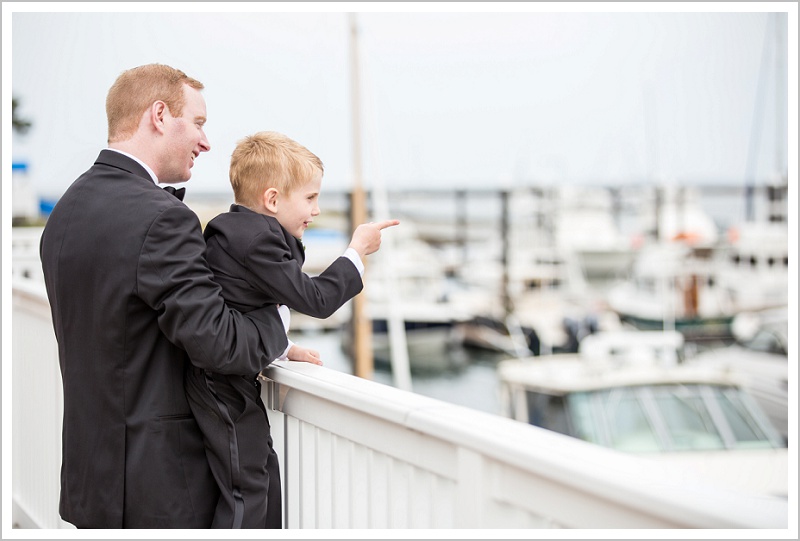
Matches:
[163,186,186,201]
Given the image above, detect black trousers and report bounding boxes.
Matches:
[186,366,282,529]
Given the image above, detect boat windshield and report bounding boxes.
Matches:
[741,328,787,355]
[563,384,782,453]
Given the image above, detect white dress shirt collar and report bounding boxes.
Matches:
[105,148,159,185]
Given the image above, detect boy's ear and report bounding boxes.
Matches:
[263,187,280,213]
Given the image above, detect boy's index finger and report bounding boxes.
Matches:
[374,219,400,230]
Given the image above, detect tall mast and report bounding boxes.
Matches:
[349,12,374,380]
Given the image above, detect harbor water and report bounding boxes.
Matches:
[288,328,511,416]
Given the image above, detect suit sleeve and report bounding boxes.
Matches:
[137,205,288,375]
[245,232,363,319]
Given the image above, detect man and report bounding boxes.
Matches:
[39,63,288,528]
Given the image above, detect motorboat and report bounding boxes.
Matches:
[496,330,788,498]
[606,213,788,342]
[605,241,737,341]
[714,221,789,311]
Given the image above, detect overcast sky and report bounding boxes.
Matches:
[4,3,797,200]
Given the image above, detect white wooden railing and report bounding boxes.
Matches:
[261,362,790,529]
[10,276,789,530]
[10,279,72,529]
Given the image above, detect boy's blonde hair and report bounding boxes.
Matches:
[229,131,324,208]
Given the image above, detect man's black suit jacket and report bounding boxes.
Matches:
[203,204,363,334]
[39,150,288,528]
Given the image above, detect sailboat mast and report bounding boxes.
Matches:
[349,12,374,380]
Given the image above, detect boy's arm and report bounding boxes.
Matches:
[244,231,363,318]
[342,247,365,276]
[245,220,399,319]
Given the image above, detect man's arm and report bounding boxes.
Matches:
[137,205,288,375]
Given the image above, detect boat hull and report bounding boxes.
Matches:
[618,313,735,342]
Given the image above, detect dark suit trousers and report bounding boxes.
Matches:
[186,367,281,528]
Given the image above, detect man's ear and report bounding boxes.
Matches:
[263,187,280,213]
[150,101,168,134]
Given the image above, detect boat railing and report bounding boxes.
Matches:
[10,278,789,529]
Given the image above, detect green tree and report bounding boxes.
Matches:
[12,97,32,134]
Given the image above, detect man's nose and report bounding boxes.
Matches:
[199,131,211,152]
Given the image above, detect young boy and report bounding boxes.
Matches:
[185,131,398,528]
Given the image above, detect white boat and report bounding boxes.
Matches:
[606,185,725,335]
[496,330,788,499]
[606,215,788,341]
[714,220,789,311]
[605,241,738,340]
[605,177,789,340]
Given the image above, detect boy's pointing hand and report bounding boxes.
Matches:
[348,220,400,258]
